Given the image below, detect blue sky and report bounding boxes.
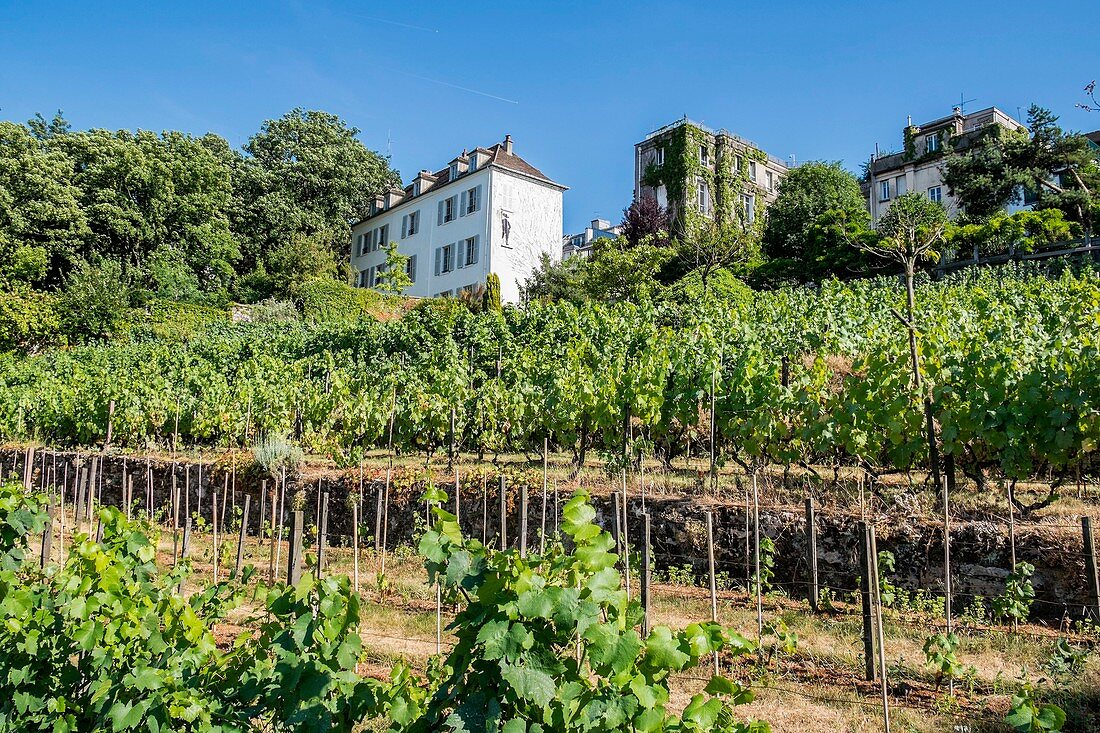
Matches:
[2,0,1097,233]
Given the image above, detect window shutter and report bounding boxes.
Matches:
[438,201,445,226]
[457,239,466,268]
[408,255,417,282]
[434,247,441,276]
[446,245,454,272]
[401,216,407,238]
[460,191,468,217]
[474,185,482,212]
[470,236,479,264]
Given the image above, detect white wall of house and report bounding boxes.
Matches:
[488,169,564,304]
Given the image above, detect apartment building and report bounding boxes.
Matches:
[633,117,788,233]
[562,218,623,259]
[866,106,1026,225]
[350,135,566,304]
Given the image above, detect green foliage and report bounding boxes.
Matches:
[413,488,768,732]
[922,632,965,687]
[1005,683,1067,732]
[484,273,502,312]
[760,162,871,282]
[0,283,61,352]
[992,562,1036,623]
[56,256,136,342]
[1044,637,1090,679]
[945,209,1078,258]
[250,297,301,324]
[753,537,776,596]
[876,550,898,608]
[376,241,412,295]
[291,277,385,323]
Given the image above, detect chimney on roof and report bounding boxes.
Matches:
[503,134,513,154]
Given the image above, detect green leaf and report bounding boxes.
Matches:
[500,661,556,708]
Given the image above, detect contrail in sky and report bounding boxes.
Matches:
[358,15,440,33]
[398,71,520,105]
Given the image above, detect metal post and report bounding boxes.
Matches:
[540,437,548,554]
[519,482,528,557]
[317,492,329,579]
[859,520,876,682]
[353,502,360,592]
[870,525,891,733]
[499,474,508,550]
[753,473,762,640]
[40,501,54,567]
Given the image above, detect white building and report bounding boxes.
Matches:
[866,106,1026,226]
[562,218,623,259]
[351,135,566,304]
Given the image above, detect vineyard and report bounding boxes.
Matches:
[0,263,1098,489]
[1,263,1100,731]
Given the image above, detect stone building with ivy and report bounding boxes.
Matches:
[633,117,788,236]
[865,106,1025,226]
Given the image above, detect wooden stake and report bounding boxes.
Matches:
[1083,517,1100,620]
[622,468,631,599]
[943,476,953,637]
[519,481,528,557]
[40,501,54,568]
[540,437,548,554]
[287,510,304,586]
[481,473,488,545]
[1007,481,1017,568]
[859,520,876,682]
[706,510,719,675]
[499,474,507,550]
[352,501,360,593]
[235,494,250,575]
[870,525,892,732]
[317,492,329,579]
[612,491,622,556]
[641,512,652,637]
[212,491,219,583]
[753,473,762,640]
[806,497,819,612]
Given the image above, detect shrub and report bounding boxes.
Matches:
[290,277,384,322]
[250,296,300,324]
[252,434,305,476]
[55,257,135,342]
[0,283,61,352]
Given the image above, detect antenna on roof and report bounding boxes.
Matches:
[956,93,977,114]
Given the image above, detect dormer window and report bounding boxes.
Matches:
[926,134,940,153]
[413,181,421,196]
[449,163,458,180]
[469,156,478,172]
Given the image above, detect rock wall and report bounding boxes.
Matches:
[2,447,1093,618]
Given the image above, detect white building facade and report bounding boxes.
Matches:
[351,135,566,304]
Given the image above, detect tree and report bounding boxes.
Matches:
[375,240,411,294]
[237,109,400,273]
[583,239,671,303]
[678,220,755,295]
[484,272,502,311]
[944,106,1099,233]
[0,121,88,285]
[55,257,136,342]
[520,253,588,304]
[761,161,870,280]
[621,196,670,248]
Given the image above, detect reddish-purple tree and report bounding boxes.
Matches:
[620,196,670,248]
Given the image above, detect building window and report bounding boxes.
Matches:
[749,161,757,181]
[449,163,458,180]
[356,269,367,287]
[402,210,420,238]
[696,178,710,215]
[926,134,940,154]
[655,147,665,166]
[463,236,480,266]
[440,196,456,224]
[699,145,709,166]
[413,181,421,196]
[435,243,455,275]
[376,224,388,250]
[928,186,943,203]
[879,181,891,201]
[895,176,907,196]
[766,170,774,191]
[406,254,417,283]
[741,194,756,224]
[469,156,478,172]
[463,186,480,215]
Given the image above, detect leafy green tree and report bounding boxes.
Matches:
[236,109,400,280]
[0,283,61,352]
[761,162,871,281]
[945,208,1078,257]
[376,240,412,294]
[678,221,755,295]
[0,121,88,285]
[520,253,589,304]
[55,257,136,342]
